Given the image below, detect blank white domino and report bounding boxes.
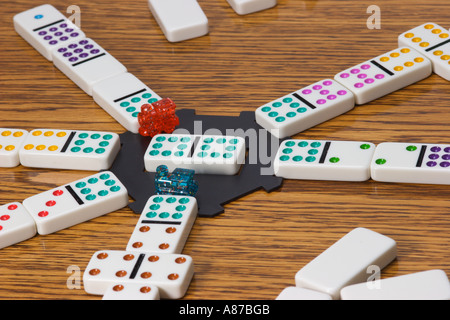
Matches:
[102,283,160,300]
[295,227,397,300]
[22,171,128,235]
[227,0,277,15]
[52,38,127,96]
[148,0,209,42]
[370,142,450,185]
[83,250,194,299]
[92,73,162,133]
[13,4,85,61]
[399,23,450,81]
[0,202,36,249]
[19,129,120,171]
[127,195,197,254]
[0,128,28,167]
[144,134,246,175]
[340,269,450,300]
[255,79,355,139]
[275,287,332,300]
[335,47,432,105]
[274,139,375,181]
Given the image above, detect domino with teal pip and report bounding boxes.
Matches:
[13,4,85,61]
[22,171,128,235]
[398,23,450,81]
[52,38,127,96]
[126,195,198,254]
[334,47,432,105]
[255,79,355,139]
[0,128,29,168]
[19,129,120,171]
[83,250,194,299]
[92,73,162,133]
[144,134,246,175]
[370,142,450,185]
[274,139,376,181]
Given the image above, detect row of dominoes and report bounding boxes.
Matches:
[255,23,450,139]
[273,139,450,185]
[275,227,450,300]
[82,194,198,300]
[13,4,162,134]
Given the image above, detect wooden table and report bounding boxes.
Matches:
[0,0,449,300]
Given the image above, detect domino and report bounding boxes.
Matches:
[144,133,246,175]
[255,79,355,139]
[22,171,128,235]
[399,23,450,81]
[52,38,127,96]
[19,129,120,171]
[275,287,332,300]
[126,195,197,254]
[340,269,450,300]
[0,128,28,167]
[148,0,209,42]
[274,139,375,181]
[13,4,85,61]
[295,227,397,300]
[83,250,194,299]
[370,142,450,185]
[0,202,36,249]
[334,47,432,105]
[227,0,277,15]
[92,73,162,133]
[102,283,160,300]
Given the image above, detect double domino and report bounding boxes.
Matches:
[144,133,246,175]
[83,250,194,299]
[0,202,36,249]
[399,23,450,81]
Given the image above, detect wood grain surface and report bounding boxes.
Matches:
[0,0,449,300]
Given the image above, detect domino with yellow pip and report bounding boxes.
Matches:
[398,22,450,81]
[335,47,432,104]
[19,129,120,171]
[0,128,29,167]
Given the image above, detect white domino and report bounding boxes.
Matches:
[275,287,332,300]
[92,73,162,133]
[274,139,375,181]
[52,38,127,96]
[102,283,160,300]
[0,128,28,167]
[334,47,432,105]
[127,195,197,254]
[295,227,397,300]
[13,4,85,61]
[148,0,209,42]
[255,79,355,139]
[226,0,277,15]
[0,202,36,249]
[19,129,120,171]
[83,250,194,299]
[340,269,450,300]
[398,23,450,81]
[370,142,450,185]
[144,134,246,175]
[22,171,128,235]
